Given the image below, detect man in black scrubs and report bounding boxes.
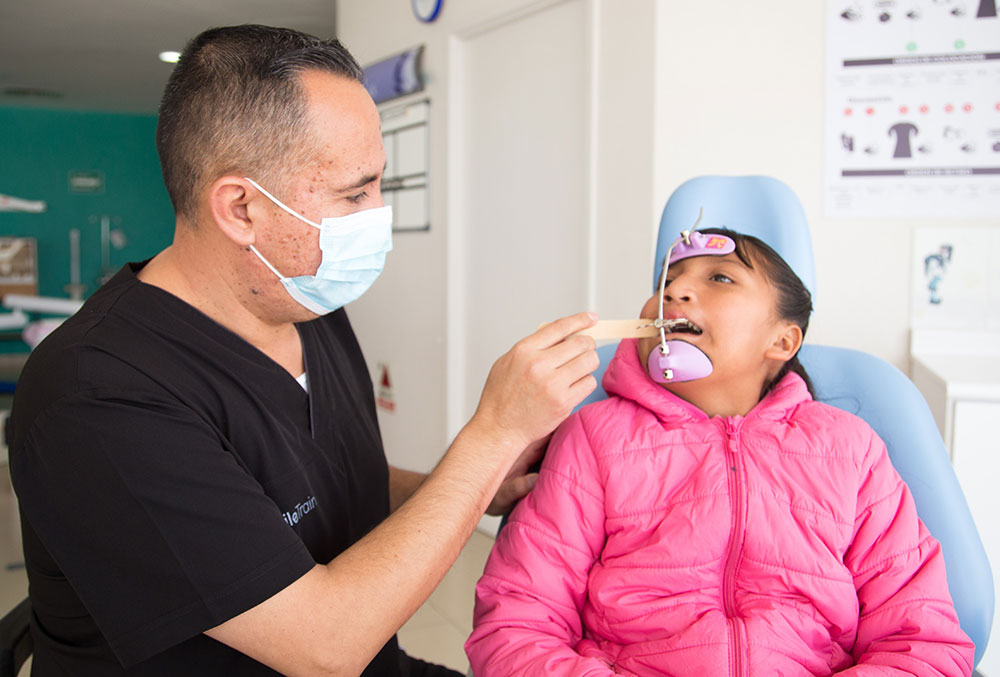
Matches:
[8,25,598,676]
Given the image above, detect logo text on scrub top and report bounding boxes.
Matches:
[283,495,319,527]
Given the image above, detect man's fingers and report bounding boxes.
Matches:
[486,473,539,516]
[550,343,601,388]
[541,333,597,370]
[519,435,549,469]
[508,472,538,498]
[510,340,598,426]
[567,372,599,404]
[506,436,548,477]
[472,311,600,454]
[527,312,598,349]
[519,335,600,423]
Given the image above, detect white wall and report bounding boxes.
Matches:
[338,0,461,473]
[652,2,999,371]
[341,0,999,477]
[340,0,657,473]
[453,1,591,429]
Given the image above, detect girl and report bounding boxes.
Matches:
[466,228,974,676]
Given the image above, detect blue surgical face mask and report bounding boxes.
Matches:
[244,178,393,315]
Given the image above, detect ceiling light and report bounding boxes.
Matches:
[158,51,181,64]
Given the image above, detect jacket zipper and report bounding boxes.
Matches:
[723,417,748,677]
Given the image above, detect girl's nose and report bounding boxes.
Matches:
[665,276,694,303]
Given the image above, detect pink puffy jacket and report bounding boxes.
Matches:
[467,340,973,676]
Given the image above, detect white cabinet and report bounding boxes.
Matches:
[911,330,1000,675]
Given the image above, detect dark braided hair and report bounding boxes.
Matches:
[698,227,815,400]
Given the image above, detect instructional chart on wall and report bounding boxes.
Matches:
[825,0,1000,218]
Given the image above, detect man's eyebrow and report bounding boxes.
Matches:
[337,173,379,192]
[336,162,387,193]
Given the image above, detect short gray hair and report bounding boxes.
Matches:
[155,25,365,222]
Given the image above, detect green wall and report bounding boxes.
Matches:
[0,107,174,351]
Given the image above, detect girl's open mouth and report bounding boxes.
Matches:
[662,318,702,335]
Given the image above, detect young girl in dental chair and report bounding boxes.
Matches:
[466,229,974,676]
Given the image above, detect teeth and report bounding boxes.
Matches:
[663,318,702,334]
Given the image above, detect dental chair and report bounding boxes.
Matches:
[577,175,993,668]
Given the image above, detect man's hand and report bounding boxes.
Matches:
[207,312,600,676]
[472,312,600,456]
[485,434,550,516]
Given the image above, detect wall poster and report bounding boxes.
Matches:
[911,225,1000,330]
[825,0,1000,218]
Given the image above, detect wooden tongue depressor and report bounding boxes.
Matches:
[539,319,661,340]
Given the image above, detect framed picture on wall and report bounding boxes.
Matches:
[0,237,39,297]
[380,99,430,232]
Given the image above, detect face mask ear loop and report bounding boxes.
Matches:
[248,243,288,282]
[243,177,322,229]
[656,207,705,356]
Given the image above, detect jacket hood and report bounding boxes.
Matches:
[601,338,811,425]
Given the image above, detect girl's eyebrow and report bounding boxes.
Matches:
[698,256,743,268]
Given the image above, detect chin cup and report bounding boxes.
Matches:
[646,340,713,384]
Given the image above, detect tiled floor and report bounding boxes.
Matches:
[397,528,494,673]
[0,464,492,675]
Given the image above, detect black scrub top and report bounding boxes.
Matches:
[9,262,400,675]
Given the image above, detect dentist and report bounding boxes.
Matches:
[8,25,598,676]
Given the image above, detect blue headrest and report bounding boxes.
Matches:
[653,176,816,298]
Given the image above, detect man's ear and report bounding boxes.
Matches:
[208,176,257,247]
[765,322,803,362]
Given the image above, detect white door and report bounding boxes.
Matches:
[450,0,591,428]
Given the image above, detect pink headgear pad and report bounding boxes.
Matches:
[646,340,714,384]
[668,231,735,264]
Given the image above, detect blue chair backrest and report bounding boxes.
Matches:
[652,175,817,299]
[580,175,993,665]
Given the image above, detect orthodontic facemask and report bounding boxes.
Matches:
[647,213,736,384]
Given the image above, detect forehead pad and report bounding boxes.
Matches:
[669,231,736,265]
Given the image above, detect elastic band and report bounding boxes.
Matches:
[248,244,287,281]
[244,177,321,229]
